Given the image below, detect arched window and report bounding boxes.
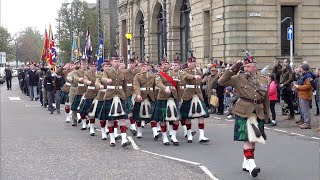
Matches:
[139,16,145,60]
[157,7,163,63]
[180,0,190,62]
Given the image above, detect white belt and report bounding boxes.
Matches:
[155,87,160,90]
[140,87,153,91]
[47,83,51,85]
[39,78,42,80]
[88,86,95,90]
[100,89,107,92]
[166,86,175,89]
[78,83,85,87]
[185,84,200,89]
[127,83,132,87]
[65,82,71,86]
[180,86,185,89]
[107,86,123,90]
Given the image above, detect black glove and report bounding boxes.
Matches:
[231,62,243,73]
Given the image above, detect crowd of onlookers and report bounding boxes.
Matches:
[200,58,319,131]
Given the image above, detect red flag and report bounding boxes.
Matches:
[40,29,50,66]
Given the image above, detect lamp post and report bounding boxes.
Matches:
[281,17,294,66]
[125,32,132,62]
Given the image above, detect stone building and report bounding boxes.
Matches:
[118,0,320,68]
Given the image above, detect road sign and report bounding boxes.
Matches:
[287,27,293,40]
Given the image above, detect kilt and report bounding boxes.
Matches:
[60,91,69,105]
[126,95,133,114]
[88,100,105,119]
[180,99,209,120]
[71,95,83,111]
[234,115,265,141]
[132,100,155,122]
[78,98,94,116]
[152,99,180,122]
[98,99,126,121]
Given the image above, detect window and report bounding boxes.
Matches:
[139,16,145,60]
[281,6,294,56]
[157,7,163,62]
[180,0,191,62]
[203,10,210,58]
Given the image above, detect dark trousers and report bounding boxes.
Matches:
[270,100,277,120]
[315,95,319,114]
[47,91,54,112]
[283,90,294,116]
[6,78,12,89]
[218,96,224,114]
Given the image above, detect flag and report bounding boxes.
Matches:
[97,31,104,71]
[71,34,78,62]
[40,29,50,67]
[84,26,92,62]
[48,24,57,68]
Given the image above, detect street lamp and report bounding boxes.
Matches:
[281,17,294,66]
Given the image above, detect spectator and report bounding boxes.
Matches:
[44,70,54,114]
[314,67,319,116]
[201,68,211,108]
[206,67,219,113]
[273,59,282,101]
[28,64,40,101]
[225,86,235,119]
[268,73,278,126]
[215,68,225,115]
[4,64,13,90]
[293,64,315,129]
[261,65,269,77]
[279,59,294,120]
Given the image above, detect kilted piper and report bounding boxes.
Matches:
[124,58,140,136]
[218,52,269,177]
[132,60,161,140]
[98,56,131,147]
[153,58,180,145]
[78,61,98,135]
[180,57,210,143]
[69,60,88,127]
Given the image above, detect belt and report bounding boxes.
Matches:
[107,86,123,90]
[185,84,200,89]
[78,83,85,87]
[166,86,175,90]
[127,83,133,87]
[180,86,185,89]
[100,89,107,92]
[47,83,51,85]
[240,97,263,104]
[88,86,95,90]
[140,87,153,91]
[155,87,160,90]
[65,82,71,86]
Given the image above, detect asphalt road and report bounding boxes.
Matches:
[1,79,319,180]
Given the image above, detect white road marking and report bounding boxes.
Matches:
[264,127,270,130]
[290,132,305,137]
[223,119,234,122]
[8,97,21,101]
[127,136,139,150]
[141,150,201,166]
[25,104,41,107]
[214,117,222,120]
[310,137,320,140]
[199,165,220,180]
[273,129,288,133]
[96,129,101,132]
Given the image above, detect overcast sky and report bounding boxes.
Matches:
[1,0,96,36]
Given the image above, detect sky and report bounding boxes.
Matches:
[1,0,96,36]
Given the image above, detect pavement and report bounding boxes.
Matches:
[1,78,319,180]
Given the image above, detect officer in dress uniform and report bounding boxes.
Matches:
[124,58,141,135]
[132,60,161,140]
[91,61,110,140]
[153,58,180,145]
[180,57,210,143]
[218,54,269,177]
[98,56,131,147]
[78,61,98,135]
[68,60,87,126]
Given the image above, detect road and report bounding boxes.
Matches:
[1,79,319,180]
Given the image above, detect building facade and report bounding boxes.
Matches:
[118,0,320,68]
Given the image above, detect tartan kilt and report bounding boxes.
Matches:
[132,100,155,122]
[125,95,133,114]
[89,100,104,119]
[152,99,180,122]
[180,99,209,120]
[98,99,126,121]
[71,95,83,111]
[234,115,265,141]
[59,91,69,105]
[78,98,94,116]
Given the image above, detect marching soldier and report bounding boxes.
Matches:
[78,61,98,135]
[68,60,88,127]
[124,58,140,135]
[66,61,80,126]
[153,58,180,145]
[218,54,269,177]
[98,57,131,147]
[180,57,210,143]
[132,60,161,139]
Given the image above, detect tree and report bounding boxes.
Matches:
[56,0,98,63]
[0,27,15,62]
[15,27,43,64]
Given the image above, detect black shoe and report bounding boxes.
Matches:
[90,133,95,136]
[50,112,53,114]
[163,142,170,146]
[30,99,34,101]
[110,143,115,147]
[71,123,77,127]
[77,119,82,123]
[115,135,121,140]
[171,140,179,146]
[187,140,193,143]
[250,167,261,177]
[270,122,277,126]
[137,136,142,139]
[199,139,210,143]
[154,133,161,141]
[122,141,131,147]
[184,131,196,138]
[81,127,87,130]
[131,130,137,136]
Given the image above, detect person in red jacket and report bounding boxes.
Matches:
[268,74,278,126]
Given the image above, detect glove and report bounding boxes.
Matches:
[231,62,243,73]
